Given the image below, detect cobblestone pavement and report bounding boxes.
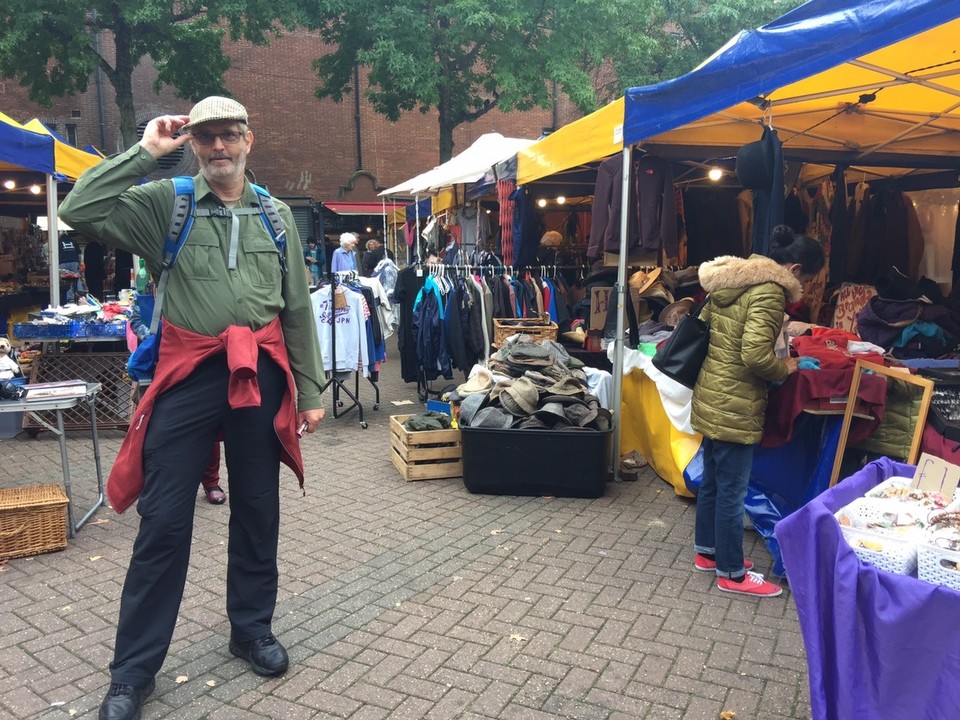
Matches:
[0,359,812,719]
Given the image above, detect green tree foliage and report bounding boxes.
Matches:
[0,1,295,148]
[302,0,802,161]
[301,0,664,162]
[651,0,805,85]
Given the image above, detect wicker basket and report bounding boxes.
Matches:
[0,484,69,560]
[492,317,559,348]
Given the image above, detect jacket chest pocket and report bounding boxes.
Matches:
[245,237,282,288]
[182,235,220,281]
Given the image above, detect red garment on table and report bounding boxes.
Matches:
[791,327,885,370]
[921,422,960,464]
[762,367,887,447]
[107,317,302,513]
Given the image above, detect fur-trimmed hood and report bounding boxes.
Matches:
[698,254,802,305]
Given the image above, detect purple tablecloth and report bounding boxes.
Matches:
[776,457,960,720]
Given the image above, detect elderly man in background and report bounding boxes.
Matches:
[331,231,358,273]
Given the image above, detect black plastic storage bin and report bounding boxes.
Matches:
[460,426,612,498]
[919,368,960,442]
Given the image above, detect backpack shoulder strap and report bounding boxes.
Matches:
[250,182,289,274]
[147,176,196,335]
[164,176,196,270]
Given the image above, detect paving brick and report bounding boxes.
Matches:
[0,359,815,719]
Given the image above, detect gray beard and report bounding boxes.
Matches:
[200,154,246,186]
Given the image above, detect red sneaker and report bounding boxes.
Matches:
[717,571,783,598]
[694,554,754,572]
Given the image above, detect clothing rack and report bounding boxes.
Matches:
[421,262,687,276]
[317,271,379,429]
[421,262,591,282]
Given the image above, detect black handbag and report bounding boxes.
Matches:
[650,297,710,388]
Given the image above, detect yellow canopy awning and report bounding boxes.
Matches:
[517,98,624,186]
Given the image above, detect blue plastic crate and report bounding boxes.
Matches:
[79,321,127,338]
[13,321,83,339]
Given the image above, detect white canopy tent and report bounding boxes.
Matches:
[380,133,535,198]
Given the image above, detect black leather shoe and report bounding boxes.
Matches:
[229,633,289,676]
[98,679,156,720]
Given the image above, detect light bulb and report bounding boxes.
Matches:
[30,184,42,194]
[2,179,14,190]
[537,198,547,208]
[708,167,723,182]
[556,196,566,205]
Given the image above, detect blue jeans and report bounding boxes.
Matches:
[694,437,755,579]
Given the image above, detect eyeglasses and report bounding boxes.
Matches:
[190,130,245,147]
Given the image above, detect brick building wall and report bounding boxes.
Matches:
[1,28,585,205]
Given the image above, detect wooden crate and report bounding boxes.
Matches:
[0,484,68,560]
[492,317,558,348]
[390,414,462,481]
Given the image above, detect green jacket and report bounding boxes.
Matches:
[60,144,325,411]
[690,255,802,444]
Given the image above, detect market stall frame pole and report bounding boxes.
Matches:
[415,193,421,263]
[610,146,631,482]
[46,175,60,309]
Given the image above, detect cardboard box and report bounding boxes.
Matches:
[0,254,15,276]
[589,286,645,331]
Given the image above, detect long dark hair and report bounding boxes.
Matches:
[767,225,824,275]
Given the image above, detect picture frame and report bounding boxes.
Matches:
[829,360,933,488]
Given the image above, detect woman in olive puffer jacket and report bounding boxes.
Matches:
[691,225,824,598]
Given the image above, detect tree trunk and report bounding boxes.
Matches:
[112,23,138,149]
[438,113,455,164]
[437,38,455,163]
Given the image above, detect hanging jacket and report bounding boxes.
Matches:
[108,317,302,513]
[588,151,678,260]
[691,255,801,445]
[412,282,452,381]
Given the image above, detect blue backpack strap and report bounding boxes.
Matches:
[164,176,196,270]
[250,182,288,274]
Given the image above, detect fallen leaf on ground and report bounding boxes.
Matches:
[490,529,502,535]
[509,634,527,642]
[88,556,102,561]
[720,712,737,719]
[206,680,216,687]
[92,518,110,525]
[175,675,188,684]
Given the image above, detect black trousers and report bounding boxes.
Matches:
[110,351,285,685]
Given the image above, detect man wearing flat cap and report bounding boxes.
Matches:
[60,96,326,720]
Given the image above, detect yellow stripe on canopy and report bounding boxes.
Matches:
[23,119,101,181]
[517,97,624,185]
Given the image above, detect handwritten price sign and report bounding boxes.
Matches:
[912,452,960,496]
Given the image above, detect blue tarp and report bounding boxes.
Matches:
[623,0,960,146]
[683,413,843,577]
[404,198,432,222]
